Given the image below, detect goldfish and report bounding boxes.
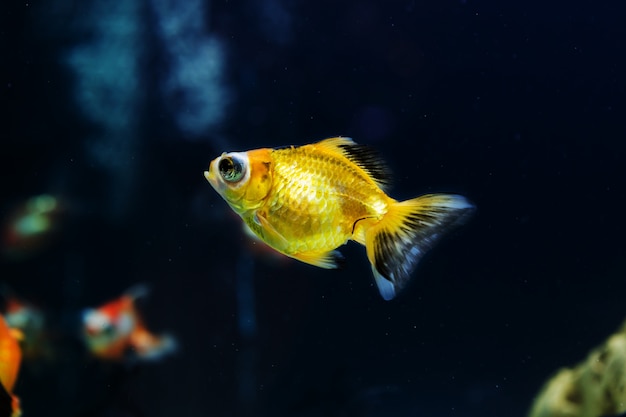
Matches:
[0,315,22,417]
[204,137,474,300]
[82,285,176,361]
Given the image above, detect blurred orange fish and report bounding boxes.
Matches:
[205,137,474,300]
[82,286,176,361]
[1,194,63,260]
[0,315,22,417]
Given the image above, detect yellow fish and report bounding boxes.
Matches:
[204,137,474,300]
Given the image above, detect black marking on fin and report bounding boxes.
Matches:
[374,230,396,280]
[333,251,347,269]
[338,142,392,188]
[370,195,475,297]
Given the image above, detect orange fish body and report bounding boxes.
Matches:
[82,286,176,361]
[0,316,22,417]
[205,137,474,300]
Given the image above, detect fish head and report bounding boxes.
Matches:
[204,149,273,214]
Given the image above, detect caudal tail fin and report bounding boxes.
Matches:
[365,194,475,300]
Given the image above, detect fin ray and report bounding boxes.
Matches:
[365,194,475,300]
[313,137,391,189]
[291,249,344,269]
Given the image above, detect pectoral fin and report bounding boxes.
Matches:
[254,211,290,250]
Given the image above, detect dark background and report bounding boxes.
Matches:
[1,0,625,416]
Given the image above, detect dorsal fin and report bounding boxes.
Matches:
[313,137,392,190]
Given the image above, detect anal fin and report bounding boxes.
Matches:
[291,249,344,269]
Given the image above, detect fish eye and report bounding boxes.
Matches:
[218,155,245,182]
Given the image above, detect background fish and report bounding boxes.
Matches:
[82,285,177,361]
[205,137,474,300]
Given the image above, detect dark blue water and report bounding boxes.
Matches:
[2,0,625,416]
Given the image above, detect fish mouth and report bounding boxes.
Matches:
[204,160,219,190]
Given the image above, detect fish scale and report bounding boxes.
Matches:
[267,145,388,254]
